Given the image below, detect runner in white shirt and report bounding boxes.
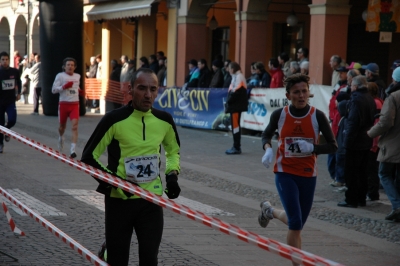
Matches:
[52,57,83,158]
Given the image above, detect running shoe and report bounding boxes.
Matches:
[4,135,10,142]
[70,152,77,159]
[258,201,274,228]
[58,136,64,152]
[330,181,345,187]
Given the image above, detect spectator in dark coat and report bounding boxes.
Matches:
[157,57,167,87]
[209,60,224,88]
[254,62,271,88]
[110,60,122,82]
[149,54,159,74]
[197,59,212,88]
[338,75,376,208]
[139,56,149,69]
[222,60,232,88]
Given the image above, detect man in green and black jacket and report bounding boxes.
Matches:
[81,68,181,266]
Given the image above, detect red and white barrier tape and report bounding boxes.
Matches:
[1,198,25,236]
[0,187,108,266]
[0,126,344,266]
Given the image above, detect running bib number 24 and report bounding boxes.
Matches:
[124,154,159,183]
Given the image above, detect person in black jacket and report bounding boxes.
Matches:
[338,75,376,208]
[197,59,212,88]
[222,60,232,88]
[209,60,224,88]
[254,62,271,88]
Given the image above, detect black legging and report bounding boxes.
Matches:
[105,197,163,266]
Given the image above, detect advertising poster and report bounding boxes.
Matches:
[154,87,230,130]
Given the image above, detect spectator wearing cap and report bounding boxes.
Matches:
[149,54,159,74]
[209,59,224,88]
[328,66,348,186]
[222,59,232,88]
[185,59,200,88]
[330,55,342,87]
[197,59,212,88]
[297,47,309,65]
[347,62,362,70]
[268,58,284,88]
[362,63,386,100]
[338,75,376,208]
[391,59,400,70]
[157,57,166,87]
[278,52,292,78]
[367,66,400,221]
[254,62,271,88]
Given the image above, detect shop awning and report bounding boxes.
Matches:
[85,0,154,21]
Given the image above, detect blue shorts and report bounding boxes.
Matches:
[275,172,316,230]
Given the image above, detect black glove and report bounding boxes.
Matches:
[165,173,181,199]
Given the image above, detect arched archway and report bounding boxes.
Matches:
[31,14,40,55]
[0,17,10,53]
[14,15,27,56]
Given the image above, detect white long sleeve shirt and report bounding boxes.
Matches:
[52,72,81,103]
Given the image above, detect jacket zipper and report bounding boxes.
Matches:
[142,116,145,140]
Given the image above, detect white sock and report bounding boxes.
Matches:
[70,143,76,154]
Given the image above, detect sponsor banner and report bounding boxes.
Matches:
[241,85,332,131]
[154,87,230,130]
[153,85,332,131]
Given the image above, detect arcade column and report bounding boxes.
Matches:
[234,11,268,78]
[176,15,207,87]
[308,0,351,85]
[39,0,85,116]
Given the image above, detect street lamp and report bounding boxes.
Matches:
[10,0,20,13]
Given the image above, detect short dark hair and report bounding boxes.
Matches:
[0,51,10,59]
[157,51,164,57]
[269,58,279,68]
[198,58,208,66]
[284,73,310,93]
[229,62,241,72]
[255,62,265,71]
[62,57,77,69]
[139,56,149,65]
[279,52,289,62]
[149,54,157,61]
[130,68,156,87]
[301,47,309,58]
[224,59,231,67]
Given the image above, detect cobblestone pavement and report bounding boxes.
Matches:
[0,103,399,266]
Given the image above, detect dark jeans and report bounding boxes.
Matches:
[335,153,346,184]
[0,101,17,145]
[230,112,242,150]
[344,149,369,205]
[327,153,336,180]
[105,197,163,266]
[367,150,380,200]
[33,87,42,113]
